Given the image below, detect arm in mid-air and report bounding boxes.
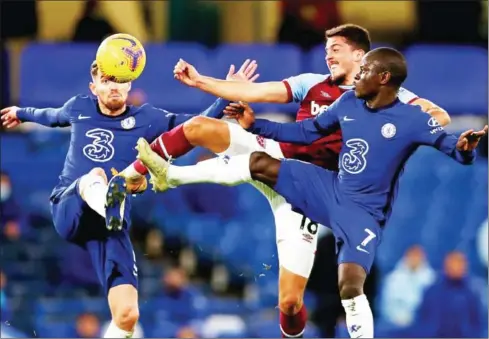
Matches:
[412,111,486,165]
[196,76,289,103]
[247,91,348,144]
[412,97,450,126]
[16,106,71,127]
[1,97,75,128]
[248,116,338,145]
[174,58,288,103]
[398,87,451,126]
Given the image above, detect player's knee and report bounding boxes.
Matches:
[279,292,303,315]
[249,151,271,175]
[338,263,366,299]
[79,168,107,199]
[113,304,139,331]
[249,151,280,186]
[338,279,363,300]
[88,167,108,183]
[183,116,219,144]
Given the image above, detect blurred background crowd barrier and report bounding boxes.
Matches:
[0,1,487,338]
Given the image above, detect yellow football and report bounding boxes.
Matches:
[96,33,146,83]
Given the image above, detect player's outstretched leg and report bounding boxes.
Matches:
[136,138,281,191]
[135,138,172,192]
[119,116,258,184]
[338,263,374,338]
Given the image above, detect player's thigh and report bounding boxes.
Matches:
[274,202,319,279]
[274,158,334,226]
[85,229,138,295]
[50,179,86,240]
[221,121,284,159]
[332,207,382,274]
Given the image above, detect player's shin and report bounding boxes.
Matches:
[104,320,134,338]
[167,154,252,187]
[341,294,374,338]
[280,304,307,338]
[131,124,195,176]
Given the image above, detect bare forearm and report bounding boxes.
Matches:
[411,98,451,126]
[195,76,287,103]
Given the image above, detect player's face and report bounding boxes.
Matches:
[90,74,131,111]
[325,36,363,82]
[353,57,381,99]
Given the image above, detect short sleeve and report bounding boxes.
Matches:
[282,73,328,103]
[397,87,419,104]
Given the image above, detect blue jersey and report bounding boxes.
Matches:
[249,90,475,223]
[16,95,228,198]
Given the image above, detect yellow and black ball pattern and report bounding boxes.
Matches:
[96,33,146,83]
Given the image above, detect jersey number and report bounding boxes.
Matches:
[300,216,319,235]
[361,228,376,247]
[341,138,369,174]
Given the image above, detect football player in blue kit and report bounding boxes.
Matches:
[0,59,258,338]
[135,47,487,338]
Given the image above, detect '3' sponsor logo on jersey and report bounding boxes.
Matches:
[83,128,115,162]
[341,138,369,174]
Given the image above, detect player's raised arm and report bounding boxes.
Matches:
[1,97,75,128]
[174,59,289,103]
[411,111,487,165]
[243,91,347,145]
[398,87,451,126]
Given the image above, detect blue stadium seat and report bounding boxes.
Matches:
[213,44,302,114]
[403,45,488,115]
[377,148,488,273]
[20,43,97,107]
[35,322,74,338]
[134,43,216,112]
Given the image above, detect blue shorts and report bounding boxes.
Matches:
[274,159,382,273]
[50,179,138,294]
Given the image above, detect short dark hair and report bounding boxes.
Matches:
[90,60,99,79]
[325,24,371,52]
[370,47,408,87]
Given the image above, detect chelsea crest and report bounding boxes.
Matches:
[381,123,396,139]
[121,116,136,130]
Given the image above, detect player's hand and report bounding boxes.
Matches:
[173,59,200,87]
[0,106,21,129]
[456,125,488,151]
[225,59,260,83]
[224,101,255,129]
